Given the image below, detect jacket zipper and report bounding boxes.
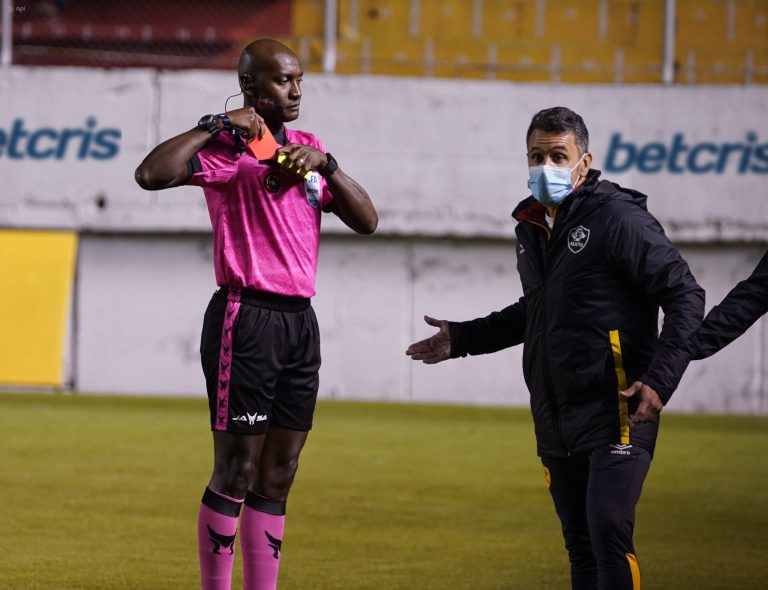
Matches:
[526,222,569,455]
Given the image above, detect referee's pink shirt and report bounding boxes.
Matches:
[188,129,334,298]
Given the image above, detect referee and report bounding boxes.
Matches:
[135,39,377,590]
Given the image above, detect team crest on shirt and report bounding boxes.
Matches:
[567,225,590,254]
[303,172,321,209]
[264,173,281,193]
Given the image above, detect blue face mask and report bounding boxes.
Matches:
[527,155,585,208]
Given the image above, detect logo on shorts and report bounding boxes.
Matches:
[264,173,281,193]
[567,225,590,254]
[232,412,267,426]
[609,444,633,455]
[303,171,321,209]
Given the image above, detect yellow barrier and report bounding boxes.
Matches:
[0,230,78,387]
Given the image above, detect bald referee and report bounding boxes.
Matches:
[135,39,377,590]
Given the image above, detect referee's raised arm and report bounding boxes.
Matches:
[134,108,266,190]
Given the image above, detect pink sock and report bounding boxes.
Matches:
[198,488,244,590]
[240,493,287,590]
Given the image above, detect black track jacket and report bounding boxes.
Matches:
[694,250,768,360]
[449,170,704,458]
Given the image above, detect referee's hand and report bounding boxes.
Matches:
[225,106,266,140]
[620,381,663,426]
[406,315,451,364]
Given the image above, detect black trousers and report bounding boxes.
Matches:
[542,444,651,590]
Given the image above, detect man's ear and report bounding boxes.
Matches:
[580,152,593,176]
[239,74,253,95]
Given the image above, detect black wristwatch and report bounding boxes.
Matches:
[319,153,338,178]
[197,114,220,135]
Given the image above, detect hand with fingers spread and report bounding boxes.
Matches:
[405,315,452,364]
[620,381,664,425]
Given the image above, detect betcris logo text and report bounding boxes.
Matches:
[0,118,121,160]
[604,132,768,174]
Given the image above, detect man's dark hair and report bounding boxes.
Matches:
[526,107,589,155]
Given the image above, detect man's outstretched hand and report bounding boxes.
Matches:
[620,381,663,426]
[405,315,451,364]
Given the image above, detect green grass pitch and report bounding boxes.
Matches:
[1,393,767,589]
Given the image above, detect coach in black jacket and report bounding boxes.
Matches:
[693,250,767,359]
[407,107,704,590]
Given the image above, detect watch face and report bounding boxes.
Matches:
[197,114,220,135]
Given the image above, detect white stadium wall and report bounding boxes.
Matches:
[1,67,766,412]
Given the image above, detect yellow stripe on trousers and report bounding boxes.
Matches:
[609,330,630,445]
[626,552,641,589]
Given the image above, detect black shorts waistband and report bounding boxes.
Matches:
[218,287,311,312]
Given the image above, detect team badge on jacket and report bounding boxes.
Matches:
[303,172,321,209]
[568,225,590,254]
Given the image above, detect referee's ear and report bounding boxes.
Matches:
[239,74,254,96]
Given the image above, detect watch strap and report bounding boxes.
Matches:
[319,152,338,178]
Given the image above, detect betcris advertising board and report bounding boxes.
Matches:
[0,67,766,241]
[604,131,768,175]
[0,67,154,229]
[578,85,768,241]
[0,117,121,160]
[592,128,768,242]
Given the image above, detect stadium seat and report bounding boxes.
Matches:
[432,40,493,79]
[677,0,730,46]
[557,42,624,83]
[680,48,760,84]
[292,0,326,39]
[336,37,426,76]
[605,0,664,48]
[11,0,297,68]
[676,0,768,83]
[419,0,475,41]
[481,0,543,44]
[753,46,768,83]
[492,42,560,82]
[728,0,768,52]
[537,0,604,45]
[620,46,664,84]
[354,0,413,42]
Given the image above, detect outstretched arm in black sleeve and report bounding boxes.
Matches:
[694,250,768,360]
[405,298,526,364]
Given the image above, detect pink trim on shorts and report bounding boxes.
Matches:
[215,289,241,431]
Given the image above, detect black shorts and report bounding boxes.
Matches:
[200,288,321,435]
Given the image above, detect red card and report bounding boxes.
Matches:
[246,126,280,160]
